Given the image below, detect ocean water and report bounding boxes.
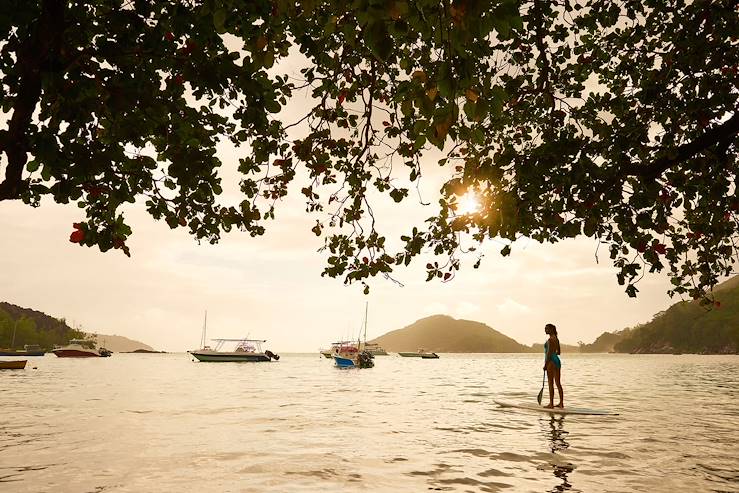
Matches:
[1,353,738,492]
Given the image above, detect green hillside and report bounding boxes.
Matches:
[0,302,86,350]
[0,302,154,352]
[613,277,739,354]
[578,331,626,353]
[370,314,530,353]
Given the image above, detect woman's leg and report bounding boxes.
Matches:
[554,366,563,407]
[544,362,555,408]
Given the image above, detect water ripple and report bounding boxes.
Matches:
[1,353,738,492]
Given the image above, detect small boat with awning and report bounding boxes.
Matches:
[320,340,354,358]
[364,342,388,356]
[398,348,439,359]
[189,339,279,362]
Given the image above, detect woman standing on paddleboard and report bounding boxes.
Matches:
[543,323,563,408]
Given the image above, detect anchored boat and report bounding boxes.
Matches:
[320,340,362,358]
[398,348,439,359]
[52,339,112,358]
[189,338,279,362]
[364,342,388,356]
[0,344,46,357]
[333,348,374,368]
[187,311,279,363]
[332,303,374,369]
[0,360,27,369]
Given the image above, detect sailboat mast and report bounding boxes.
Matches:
[200,310,208,348]
[363,301,368,343]
[10,320,18,348]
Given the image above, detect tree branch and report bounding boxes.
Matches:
[622,112,739,179]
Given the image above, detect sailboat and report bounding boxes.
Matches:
[333,303,374,369]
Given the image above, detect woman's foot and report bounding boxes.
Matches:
[543,403,554,408]
[555,403,564,408]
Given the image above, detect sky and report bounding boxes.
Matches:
[0,186,683,353]
[0,33,696,353]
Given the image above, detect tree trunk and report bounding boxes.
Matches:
[0,0,65,201]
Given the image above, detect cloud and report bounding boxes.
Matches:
[455,301,481,318]
[422,302,449,317]
[495,298,532,315]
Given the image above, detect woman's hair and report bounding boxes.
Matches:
[545,323,560,354]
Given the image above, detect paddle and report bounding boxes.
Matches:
[536,370,545,405]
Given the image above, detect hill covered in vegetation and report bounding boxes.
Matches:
[578,331,626,353]
[370,315,531,353]
[0,302,86,350]
[608,276,739,354]
[0,302,153,352]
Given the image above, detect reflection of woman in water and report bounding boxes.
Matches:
[547,416,569,453]
[543,323,563,408]
[542,416,573,492]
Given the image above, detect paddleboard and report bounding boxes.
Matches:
[494,399,619,416]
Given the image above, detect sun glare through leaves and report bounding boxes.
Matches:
[455,191,481,216]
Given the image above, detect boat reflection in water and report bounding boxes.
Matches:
[189,339,279,362]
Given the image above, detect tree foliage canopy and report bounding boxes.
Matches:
[1,0,737,299]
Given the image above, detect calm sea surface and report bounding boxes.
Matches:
[1,353,739,492]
